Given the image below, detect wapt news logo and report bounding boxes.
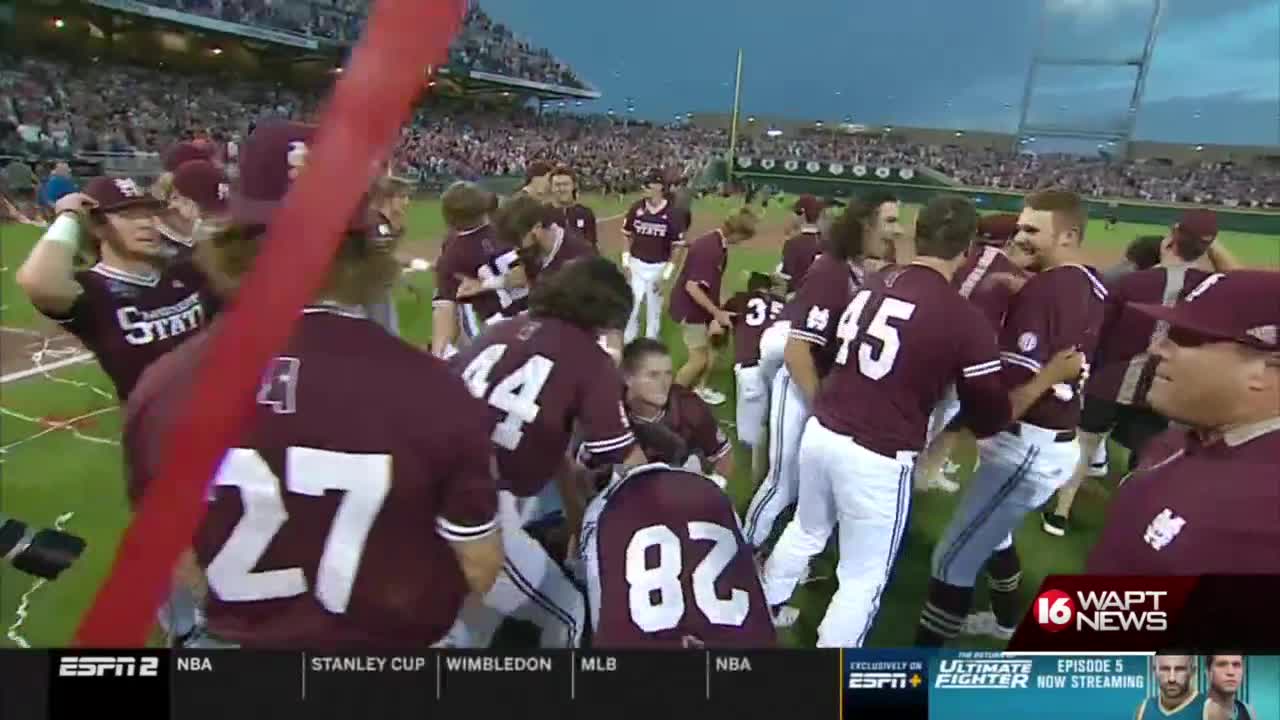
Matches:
[1034,588,1169,633]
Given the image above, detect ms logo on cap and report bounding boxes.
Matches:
[114,178,144,198]
[287,141,309,180]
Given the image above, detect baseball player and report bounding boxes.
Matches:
[743,194,903,556]
[669,208,759,405]
[1044,210,1242,536]
[722,272,786,477]
[153,140,215,244]
[761,196,1079,648]
[1135,654,1205,720]
[622,338,734,479]
[621,170,687,342]
[577,433,776,648]
[548,165,598,246]
[430,182,523,358]
[161,158,230,260]
[449,256,647,648]
[362,175,414,336]
[1087,270,1280,576]
[776,195,824,295]
[915,212,1028,494]
[123,120,504,649]
[515,159,555,203]
[919,190,1102,646]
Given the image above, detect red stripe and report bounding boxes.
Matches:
[74,0,466,647]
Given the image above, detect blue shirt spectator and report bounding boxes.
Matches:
[39,163,76,208]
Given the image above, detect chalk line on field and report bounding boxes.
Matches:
[5,511,75,649]
[0,406,121,455]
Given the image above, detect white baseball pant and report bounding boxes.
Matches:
[461,491,585,648]
[742,366,809,548]
[624,256,668,343]
[762,418,916,648]
[757,321,791,389]
[925,383,961,448]
[931,423,1081,587]
[734,363,768,448]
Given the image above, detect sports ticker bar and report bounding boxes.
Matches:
[3,650,1276,719]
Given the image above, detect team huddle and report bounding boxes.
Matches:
[14,117,1280,651]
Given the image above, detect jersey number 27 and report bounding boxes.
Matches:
[834,289,917,380]
[626,522,749,632]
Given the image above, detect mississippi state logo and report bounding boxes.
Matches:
[286,141,309,180]
[1034,589,1075,632]
[1017,332,1038,353]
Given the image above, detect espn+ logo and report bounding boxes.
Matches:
[58,656,161,677]
[1035,589,1168,633]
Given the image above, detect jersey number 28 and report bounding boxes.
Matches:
[834,289,917,380]
[626,522,749,632]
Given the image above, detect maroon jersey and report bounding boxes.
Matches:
[622,198,685,263]
[779,228,822,294]
[553,203,598,246]
[450,315,636,497]
[123,306,498,648]
[41,261,219,401]
[953,245,1021,332]
[1087,419,1280,575]
[581,464,776,648]
[998,264,1107,430]
[815,265,1011,456]
[780,253,865,376]
[432,223,527,338]
[669,230,728,325]
[1085,264,1211,407]
[723,290,785,366]
[632,385,732,466]
[524,227,598,289]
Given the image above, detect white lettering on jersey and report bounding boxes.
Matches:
[632,220,671,238]
[1143,508,1186,551]
[116,293,207,345]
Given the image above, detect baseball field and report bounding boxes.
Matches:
[1,193,1276,649]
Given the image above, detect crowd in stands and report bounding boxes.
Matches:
[130,0,587,89]
[3,53,1277,209]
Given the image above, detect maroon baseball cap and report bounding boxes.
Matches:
[164,141,214,173]
[172,160,229,215]
[82,176,164,212]
[1174,208,1218,244]
[977,213,1019,244]
[230,119,370,231]
[643,169,666,187]
[1131,271,1280,351]
[793,195,825,222]
[526,160,554,183]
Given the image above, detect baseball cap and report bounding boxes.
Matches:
[172,160,229,215]
[230,119,370,231]
[793,195,825,222]
[163,142,214,173]
[1131,271,1279,352]
[643,169,666,186]
[977,213,1019,244]
[526,160,553,183]
[82,176,164,212]
[1173,208,1218,246]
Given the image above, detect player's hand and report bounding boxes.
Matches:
[53,192,97,217]
[454,274,485,299]
[1044,347,1085,384]
[712,309,735,328]
[985,272,1028,294]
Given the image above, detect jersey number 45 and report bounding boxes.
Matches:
[834,289,917,380]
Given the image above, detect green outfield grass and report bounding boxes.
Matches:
[0,194,1275,648]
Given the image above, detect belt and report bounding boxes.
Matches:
[736,360,758,369]
[1006,423,1076,443]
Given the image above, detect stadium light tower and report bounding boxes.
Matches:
[1016,0,1165,158]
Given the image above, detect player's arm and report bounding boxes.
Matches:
[15,195,92,317]
[578,355,646,467]
[953,322,1013,438]
[1204,242,1243,272]
[690,396,735,477]
[620,208,635,269]
[583,208,598,246]
[430,256,460,356]
[552,452,589,545]
[438,394,503,596]
[1007,348,1086,421]
[784,334,822,406]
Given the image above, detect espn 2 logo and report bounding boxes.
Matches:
[1034,589,1168,633]
[848,672,921,690]
[58,656,161,677]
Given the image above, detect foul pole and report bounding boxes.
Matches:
[727,48,744,185]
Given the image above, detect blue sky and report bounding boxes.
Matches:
[476,0,1280,147]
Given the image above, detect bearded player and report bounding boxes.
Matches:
[622,338,734,479]
[622,170,687,342]
[577,426,776,648]
[761,196,1080,647]
[1135,654,1204,719]
[450,256,647,648]
[920,190,1101,646]
[124,120,503,649]
[742,194,902,558]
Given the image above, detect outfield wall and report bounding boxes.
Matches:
[727,161,1280,235]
